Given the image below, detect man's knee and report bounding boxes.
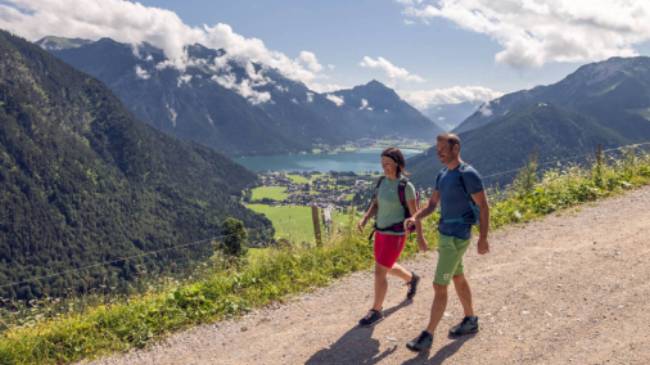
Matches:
[433,283,448,297]
[452,274,467,285]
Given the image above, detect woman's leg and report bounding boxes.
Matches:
[389,263,413,282]
[372,263,390,310]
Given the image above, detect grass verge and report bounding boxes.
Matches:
[1,153,649,364]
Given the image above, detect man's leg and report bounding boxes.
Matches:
[406,283,448,351]
[426,283,449,333]
[427,234,460,332]
[448,240,479,337]
[407,234,459,351]
[452,274,474,317]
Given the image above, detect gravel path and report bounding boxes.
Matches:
[84,185,650,365]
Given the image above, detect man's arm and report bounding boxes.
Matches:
[407,198,428,251]
[404,191,439,230]
[414,190,440,221]
[471,190,490,254]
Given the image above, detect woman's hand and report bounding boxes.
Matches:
[417,237,428,252]
[357,217,368,233]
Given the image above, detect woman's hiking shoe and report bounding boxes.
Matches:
[406,331,433,352]
[449,316,479,337]
[358,309,384,327]
[406,272,420,300]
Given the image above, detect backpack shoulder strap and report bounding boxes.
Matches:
[397,178,408,205]
[457,163,472,200]
[372,176,385,199]
[398,177,411,218]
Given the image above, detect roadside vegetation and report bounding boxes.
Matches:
[1,150,649,365]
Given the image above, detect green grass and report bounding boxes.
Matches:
[246,203,350,245]
[2,153,650,365]
[250,186,288,202]
[246,204,315,244]
[286,174,310,184]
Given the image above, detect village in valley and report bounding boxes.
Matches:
[245,171,375,208]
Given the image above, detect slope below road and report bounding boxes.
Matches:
[85,185,650,365]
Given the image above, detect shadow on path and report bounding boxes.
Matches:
[401,334,476,365]
[305,300,412,365]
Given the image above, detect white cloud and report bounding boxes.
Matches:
[134,65,150,80]
[177,74,192,87]
[359,98,370,110]
[395,0,424,5]
[296,51,323,72]
[308,82,347,93]
[275,84,289,93]
[400,0,650,68]
[325,94,345,107]
[399,85,502,109]
[359,56,425,83]
[166,103,178,127]
[479,102,493,117]
[0,0,331,90]
[211,73,271,105]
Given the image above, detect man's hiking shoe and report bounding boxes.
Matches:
[406,272,420,300]
[358,309,384,327]
[406,331,433,352]
[449,316,479,337]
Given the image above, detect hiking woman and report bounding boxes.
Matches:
[356,147,429,326]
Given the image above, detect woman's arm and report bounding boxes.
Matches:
[407,198,428,251]
[357,199,378,232]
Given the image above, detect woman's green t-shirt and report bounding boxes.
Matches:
[375,177,416,236]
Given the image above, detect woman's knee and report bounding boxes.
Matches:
[375,263,390,276]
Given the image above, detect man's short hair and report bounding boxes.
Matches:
[436,133,461,148]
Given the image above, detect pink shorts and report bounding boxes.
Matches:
[373,231,406,268]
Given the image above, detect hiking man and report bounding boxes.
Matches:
[403,133,490,351]
[356,147,429,326]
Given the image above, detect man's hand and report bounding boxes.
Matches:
[404,217,417,231]
[477,237,490,255]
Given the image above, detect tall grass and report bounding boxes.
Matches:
[1,152,649,365]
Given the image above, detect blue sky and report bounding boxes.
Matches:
[136,0,583,92]
[3,0,650,109]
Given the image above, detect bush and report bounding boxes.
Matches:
[219,218,248,257]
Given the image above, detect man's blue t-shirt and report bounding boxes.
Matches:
[435,163,484,240]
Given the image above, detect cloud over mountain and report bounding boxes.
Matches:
[399,85,502,109]
[0,0,334,91]
[360,56,425,83]
[400,0,650,68]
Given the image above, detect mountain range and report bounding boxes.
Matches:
[39,36,443,156]
[422,101,483,131]
[410,56,650,187]
[0,30,272,300]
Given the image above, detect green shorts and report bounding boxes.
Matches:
[434,233,471,285]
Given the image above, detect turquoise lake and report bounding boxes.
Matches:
[235,148,423,173]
